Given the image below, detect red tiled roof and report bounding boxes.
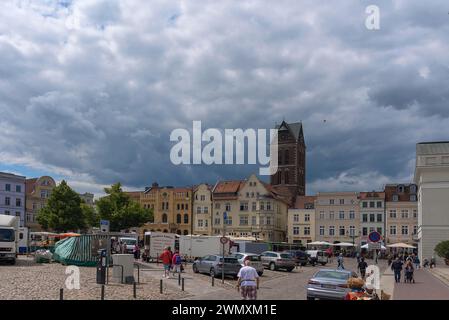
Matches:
[384,184,416,202]
[213,181,243,194]
[359,192,385,200]
[294,196,317,209]
[25,178,37,195]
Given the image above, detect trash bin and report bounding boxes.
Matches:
[96,249,107,284]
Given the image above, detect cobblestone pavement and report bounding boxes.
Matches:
[393,267,449,300]
[0,256,189,300]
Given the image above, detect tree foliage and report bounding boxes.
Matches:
[96,183,152,231]
[37,180,87,232]
[435,240,449,259]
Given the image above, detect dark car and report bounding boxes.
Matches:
[283,250,309,266]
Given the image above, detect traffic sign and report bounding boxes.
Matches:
[100,220,110,233]
[220,236,229,244]
[368,231,381,243]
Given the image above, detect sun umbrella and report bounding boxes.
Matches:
[331,242,357,247]
[307,241,332,246]
[361,243,386,250]
[386,242,416,249]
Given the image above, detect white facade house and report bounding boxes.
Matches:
[0,172,26,227]
[415,142,449,265]
[359,192,385,246]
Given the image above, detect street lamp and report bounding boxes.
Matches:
[347,230,361,251]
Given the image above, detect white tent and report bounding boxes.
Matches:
[307,241,332,246]
[361,243,386,250]
[331,242,357,247]
[387,243,416,249]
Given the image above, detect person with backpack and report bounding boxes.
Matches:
[172,250,182,276]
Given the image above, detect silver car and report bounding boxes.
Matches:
[233,253,264,276]
[260,251,296,272]
[307,269,358,300]
[192,255,242,278]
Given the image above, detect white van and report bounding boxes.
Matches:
[306,250,328,266]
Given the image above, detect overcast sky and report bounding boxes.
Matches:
[1,0,449,198]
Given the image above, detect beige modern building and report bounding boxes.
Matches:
[287,196,316,245]
[212,174,289,242]
[193,184,213,235]
[415,142,449,264]
[359,191,385,246]
[384,184,418,247]
[315,192,360,245]
[79,192,95,207]
[25,176,56,231]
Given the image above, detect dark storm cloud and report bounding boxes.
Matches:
[1,0,449,196]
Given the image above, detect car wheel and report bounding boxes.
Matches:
[193,264,199,273]
[307,296,315,300]
[210,268,216,278]
[320,263,326,266]
[269,262,276,271]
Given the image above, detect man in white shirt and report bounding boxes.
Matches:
[237,258,260,300]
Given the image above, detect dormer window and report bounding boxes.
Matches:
[393,194,399,202]
[397,185,405,193]
[410,184,417,194]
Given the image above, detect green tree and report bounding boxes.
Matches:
[81,202,100,228]
[37,180,87,232]
[435,240,449,260]
[96,183,152,231]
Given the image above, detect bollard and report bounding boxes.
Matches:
[160,279,163,294]
[211,275,215,287]
[101,285,105,300]
[178,272,181,286]
[133,282,137,299]
[59,288,63,300]
[182,278,185,291]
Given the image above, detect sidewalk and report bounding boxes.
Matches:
[393,267,449,300]
[428,266,449,286]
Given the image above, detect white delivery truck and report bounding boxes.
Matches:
[118,236,138,254]
[18,227,29,254]
[179,235,231,260]
[0,215,19,265]
[143,232,176,261]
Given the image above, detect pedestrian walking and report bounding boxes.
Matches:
[237,258,260,300]
[404,260,415,283]
[430,256,436,268]
[160,247,173,278]
[391,257,403,283]
[413,255,420,269]
[172,250,182,276]
[356,251,361,264]
[358,257,368,279]
[337,253,345,270]
[133,244,140,260]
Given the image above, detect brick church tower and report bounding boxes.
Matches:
[270,121,306,205]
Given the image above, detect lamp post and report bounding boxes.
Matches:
[347,230,361,254]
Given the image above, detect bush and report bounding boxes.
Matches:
[434,240,449,259]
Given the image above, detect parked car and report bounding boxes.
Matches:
[306,250,328,266]
[232,253,264,276]
[260,251,296,272]
[307,269,358,300]
[192,255,242,278]
[283,250,309,266]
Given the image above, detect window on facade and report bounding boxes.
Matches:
[329,226,335,236]
[252,202,256,211]
[401,226,408,235]
[305,214,310,222]
[330,199,335,205]
[377,214,383,222]
[304,227,310,235]
[252,216,256,226]
[184,214,189,224]
[397,185,404,193]
[226,217,232,225]
[5,184,11,191]
[293,214,299,222]
[390,210,397,218]
[198,220,203,227]
[204,207,208,214]
[410,195,417,202]
[320,226,325,235]
[377,227,383,234]
[267,202,272,210]
[176,214,181,224]
[393,195,399,202]
[390,226,396,235]
[162,214,168,223]
[339,226,345,236]
[370,214,375,222]
[196,207,201,214]
[349,226,355,236]
[16,198,21,207]
[225,203,231,211]
[5,197,10,206]
[265,216,271,225]
[200,195,205,201]
[177,204,180,210]
[246,192,249,198]
[260,202,265,210]
[293,226,299,235]
[413,210,417,218]
[349,211,355,219]
[413,226,417,235]
[410,184,417,193]
[401,210,408,219]
[215,203,220,209]
[239,216,248,226]
[16,185,21,193]
[369,201,375,208]
[340,199,344,205]
[339,211,344,220]
[4,210,10,215]
[329,212,334,220]
[15,212,20,217]
[214,218,220,225]
[362,202,368,208]
[362,214,368,222]
[362,227,368,236]
[377,201,382,208]
[320,212,325,220]
[240,202,248,211]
